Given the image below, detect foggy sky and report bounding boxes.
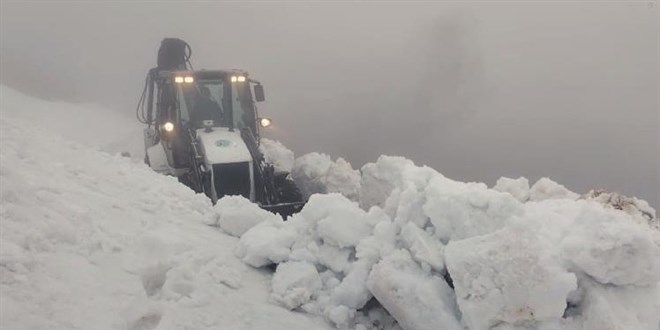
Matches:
[1,1,658,207]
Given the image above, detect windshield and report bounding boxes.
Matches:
[231,81,256,130]
[177,79,225,126]
[176,75,256,132]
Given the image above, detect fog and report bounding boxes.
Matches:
[1,2,658,206]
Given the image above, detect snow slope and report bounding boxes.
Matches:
[0,86,333,330]
[0,86,145,159]
[1,85,658,330]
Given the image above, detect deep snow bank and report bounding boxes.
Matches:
[229,148,659,329]
[0,88,332,330]
[0,86,144,159]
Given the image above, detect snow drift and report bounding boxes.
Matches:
[1,85,658,330]
[239,151,659,329]
[0,86,332,330]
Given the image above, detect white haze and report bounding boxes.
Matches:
[1,2,658,206]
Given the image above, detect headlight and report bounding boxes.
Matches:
[163,122,174,132]
[231,75,246,83]
[259,117,272,128]
[184,76,194,83]
[174,76,184,83]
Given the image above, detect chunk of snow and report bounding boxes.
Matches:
[560,202,660,286]
[359,156,416,209]
[493,177,530,202]
[577,278,660,330]
[316,196,372,248]
[424,176,523,243]
[260,138,295,173]
[325,305,356,329]
[529,177,579,201]
[212,195,282,237]
[329,261,373,309]
[271,261,322,309]
[235,221,297,267]
[445,227,577,330]
[367,250,462,330]
[292,152,361,201]
[399,222,445,272]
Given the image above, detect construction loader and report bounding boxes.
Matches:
[136,38,304,217]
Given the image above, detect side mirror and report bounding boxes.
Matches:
[254,84,265,102]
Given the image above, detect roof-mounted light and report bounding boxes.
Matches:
[231,75,246,83]
[174,76,194,83]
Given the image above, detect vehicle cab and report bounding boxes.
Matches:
[156,70,266,136]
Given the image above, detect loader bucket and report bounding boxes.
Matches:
[260,201,305,219]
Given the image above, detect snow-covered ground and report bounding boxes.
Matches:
[1,85,658,330]
[0,86,333,330]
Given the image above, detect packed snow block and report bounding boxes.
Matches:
[316,156,360,201]
[212,195,282,237]
[316,206,372,249]
[325,305,356,329]
[292,152,361,201]
[529,177,579,201]
[515,199,586,247]
[318,244,354,274]
[292,193,372,249]
[361,156,439,228]
[399,222,445,272]
[367,250,462,330]
[259,138,295,173]
[292,152,332,198]
[423,175,523,243]
[235,221,297,267]
[577,278,660,330]
[493,177,530,202]
[329,261,373,309]
[445,228,577,330]
[384,186,430,228]
[271,261,322,310]
[355,217,399,265]
[560,203,660,286]
[293,192,368,225]
[293,193,375,290]
[359,156,416,210]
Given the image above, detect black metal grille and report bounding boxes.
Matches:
[212,162,251,199]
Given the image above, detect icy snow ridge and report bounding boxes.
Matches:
[232,153,659,330]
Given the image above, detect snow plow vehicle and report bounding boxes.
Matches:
[137,38,304,217]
